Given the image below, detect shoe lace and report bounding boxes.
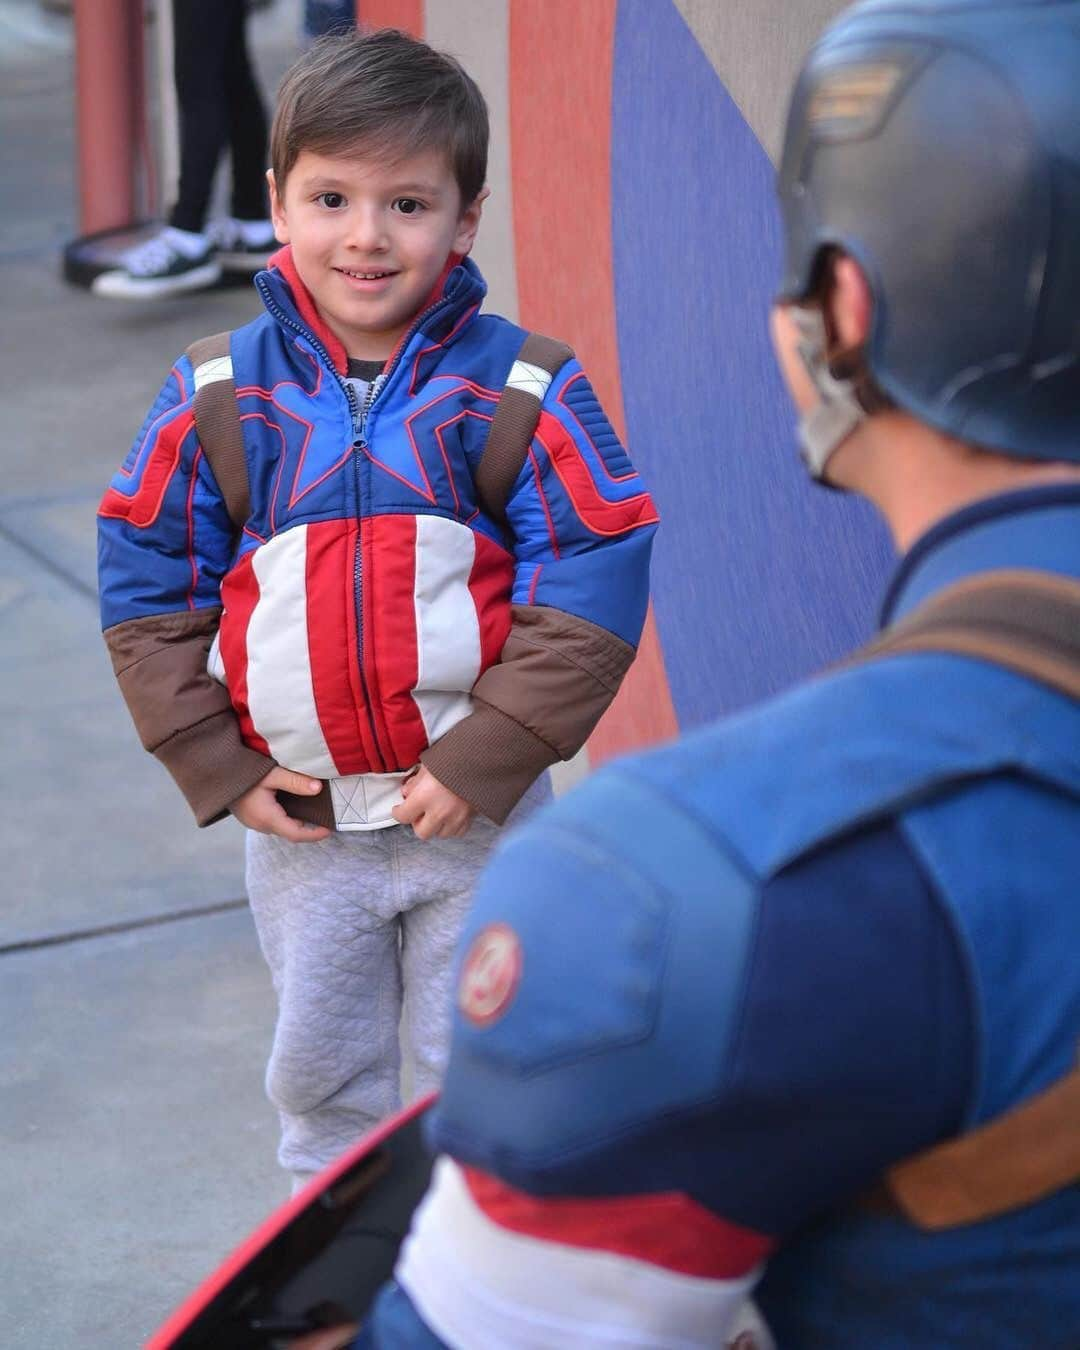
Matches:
[121,233,181,277]
[204,219,239,250]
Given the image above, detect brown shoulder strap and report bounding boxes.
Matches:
[185,331,251,532]
[885,1065,1080,1230]
[855,568,1080,701]
[474,332,575,527]
[856,568,1080,1229]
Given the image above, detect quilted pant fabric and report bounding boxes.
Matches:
[246,795,541,1183]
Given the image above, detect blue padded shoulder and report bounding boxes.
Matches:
[433,769,759,1175]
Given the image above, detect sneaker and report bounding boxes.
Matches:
[206,217,277,273]
[92,228,221,300]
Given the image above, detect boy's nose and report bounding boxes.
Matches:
[345,206,389,252]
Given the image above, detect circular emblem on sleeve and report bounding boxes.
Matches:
[458,923,523,1027]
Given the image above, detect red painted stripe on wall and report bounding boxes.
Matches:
[463,1166,775,1279]
[509,0,678,758]
[355,0,423,35]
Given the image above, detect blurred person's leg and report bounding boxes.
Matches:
[94,0,269,296]
[304,0,356,40]
[208,0,275,270]
[206,0,274,268]
[224,0,270,224]
[170,0,244,234]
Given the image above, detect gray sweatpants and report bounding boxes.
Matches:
[246,808,531,1183]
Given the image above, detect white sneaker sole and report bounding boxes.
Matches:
[91,259,222,299]
[215,249,273,272]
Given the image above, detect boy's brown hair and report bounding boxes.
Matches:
[270,29,489,206]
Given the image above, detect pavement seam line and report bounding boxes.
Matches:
[0,897,249,956]
[0,513,99,603]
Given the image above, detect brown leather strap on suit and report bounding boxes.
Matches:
[884,1066,1080,1230]
[474,332,574,527]
[856,567,1080,702]
[852,567,1080,1229]
[186,331,251,531]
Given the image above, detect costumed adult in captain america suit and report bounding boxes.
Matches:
[300,2,1080,1345]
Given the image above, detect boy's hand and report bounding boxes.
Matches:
[230,767,332,843]
[392,766,475,840]
[287,1326,359,1350]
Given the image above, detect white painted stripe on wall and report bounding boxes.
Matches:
[412,515,481,744]
[673,0,848,163]
[246,526,340,779]
[425,0,518,320]
[398,1158,766,1350]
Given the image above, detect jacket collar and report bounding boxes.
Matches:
[255,245,486,376]
[881,482,1080,625]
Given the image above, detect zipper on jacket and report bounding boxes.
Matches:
[257,273,457,772]
[349,375,386,770]
[346,298,453,771]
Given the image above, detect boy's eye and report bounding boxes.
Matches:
[316,192,346,210]
[393,198,424,216]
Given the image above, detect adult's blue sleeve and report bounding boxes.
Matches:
[429,779,975,1240]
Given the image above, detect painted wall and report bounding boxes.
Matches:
[358,0,894,773]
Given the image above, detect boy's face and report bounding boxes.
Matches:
[269,146,484,362]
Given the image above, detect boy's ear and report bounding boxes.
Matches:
[453,185,488,256]
[267,169,290,245]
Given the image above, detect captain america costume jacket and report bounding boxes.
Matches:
[354,484,1080,1349]
[97,249,657,827]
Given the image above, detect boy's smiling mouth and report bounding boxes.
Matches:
[336,266,399,281]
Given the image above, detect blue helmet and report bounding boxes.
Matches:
[777,0,1080,466]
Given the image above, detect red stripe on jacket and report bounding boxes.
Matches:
[304,520,373,775]
[365,514,428,767]
[99,409,197,529]
[217,551,271,757]
[535,411,659,538]
[469,533,515,669]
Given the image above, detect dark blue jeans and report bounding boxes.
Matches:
[304,0,355,38]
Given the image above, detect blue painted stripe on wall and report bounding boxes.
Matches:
[611,0,894,728]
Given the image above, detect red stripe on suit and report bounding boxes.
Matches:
[462,1166,775,1280]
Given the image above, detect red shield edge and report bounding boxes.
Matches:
[145,1093,437,1349]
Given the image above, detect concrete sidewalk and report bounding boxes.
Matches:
[0,4,305,1343]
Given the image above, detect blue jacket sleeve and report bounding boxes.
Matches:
[96,359,274,824]
[503,358,657,647]
[419,361,658,823]
[97,358,235,630]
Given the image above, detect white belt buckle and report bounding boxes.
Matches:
[329,770,412,831]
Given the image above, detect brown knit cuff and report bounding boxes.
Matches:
[420,701,559,825]
[153,710,276,827]
[277,783,336,831]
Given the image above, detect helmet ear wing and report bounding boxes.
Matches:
[777,40,927,305]
[777,1,1080,463]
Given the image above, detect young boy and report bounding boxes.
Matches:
[97,30,657,1186]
